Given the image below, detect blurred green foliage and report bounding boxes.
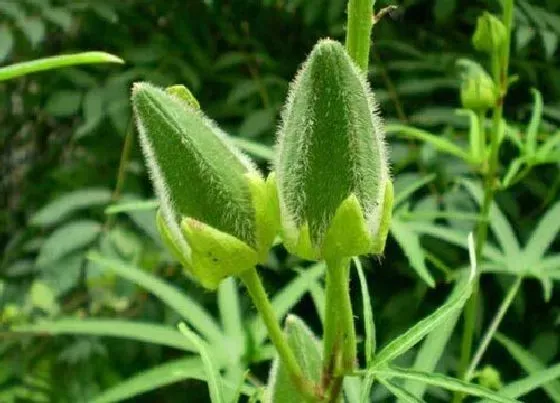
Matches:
[1,0,559,402]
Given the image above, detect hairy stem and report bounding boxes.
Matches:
[323,258,356,400]
[455,1,514,400]
[239,268,317,401]
[345,0,375,72]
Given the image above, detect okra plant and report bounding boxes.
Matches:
[8,1,560,402]
[127,1,515,402]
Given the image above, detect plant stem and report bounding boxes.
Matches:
[455,1,514,401]
[345,0,375,72]
[322,258,356,400]
[465,277,521,381]
[239,267,317,401]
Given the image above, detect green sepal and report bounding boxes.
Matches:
[321,194,373,261]
[165,84,200,110]
[472,12,506,54]
[457,59,497,111]
[282,222,320,261]
[246,172,281,263]
[371,180,394,255]
[155,209,192,271]
[181,217,258,290]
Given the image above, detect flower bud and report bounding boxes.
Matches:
[275,39,392,261]
[458,59,498,111]
[472,12,506,54]
[132,82,278,289]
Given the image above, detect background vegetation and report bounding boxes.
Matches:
[1,0,559,401]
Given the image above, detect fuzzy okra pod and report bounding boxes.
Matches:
[132,83,278,289]
[276,39,392,262]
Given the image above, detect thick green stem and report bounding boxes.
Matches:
[239,268,317,401]
[323,258,356,397]
[345,0,375,73]
[455,1,514,401]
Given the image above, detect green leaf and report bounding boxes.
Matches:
[372,234,476,368]
[478,362,560,402]
[387,124,474,164]
[461,180,521,259]
[390,218,435,287]
[88,253,224,345]
[354,257,375,366]
[19,16,45,47]
[105,199,159,214]
[526,89,543,155]
[401,291,462,400]
[409,223,504,264]
[232,137,275,161]
[31,188,112,226]
[371,367,517,403]
[494,333,560,401]
[92,357,255,403]
[393,174,436,208]
[41,7,73,32]
[251,263,325,345]
[36,220,101,267]
[11,320,195,352]
[217,277,245,387]
[524,201,560,265]
[265,315,321,403]
[378,377,424,403]
[0,52,123,82]
[92,358,205,403]
[179,323,225,403]
[0,25,14,62]
[45,90,83,117]
[29,282,58,315]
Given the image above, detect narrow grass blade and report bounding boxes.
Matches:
[11,319,194,352]
[88,252,223,344]
[0,52,124,81]
[386,124,474,163]
[371,367,518,403]
[217,277,245,392]
[390,218,435,287]
[478,362,560,402]
[393,174,436,207]
[179,323,225,403]
[526,88,543,155]
[354,257,376,366]
[309,282,326,325]
[378,377,425,403]
[524,201,560,265]
[232,137,274,161]
[409,223,504,264]
[401,298,461,400]
[495,333,560,401]
[372,234,476,368]
[360,372,376,403]
[251,263,325,345]
[105,200,158,214]
[461,180,521,259]
[92,357,205,403]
